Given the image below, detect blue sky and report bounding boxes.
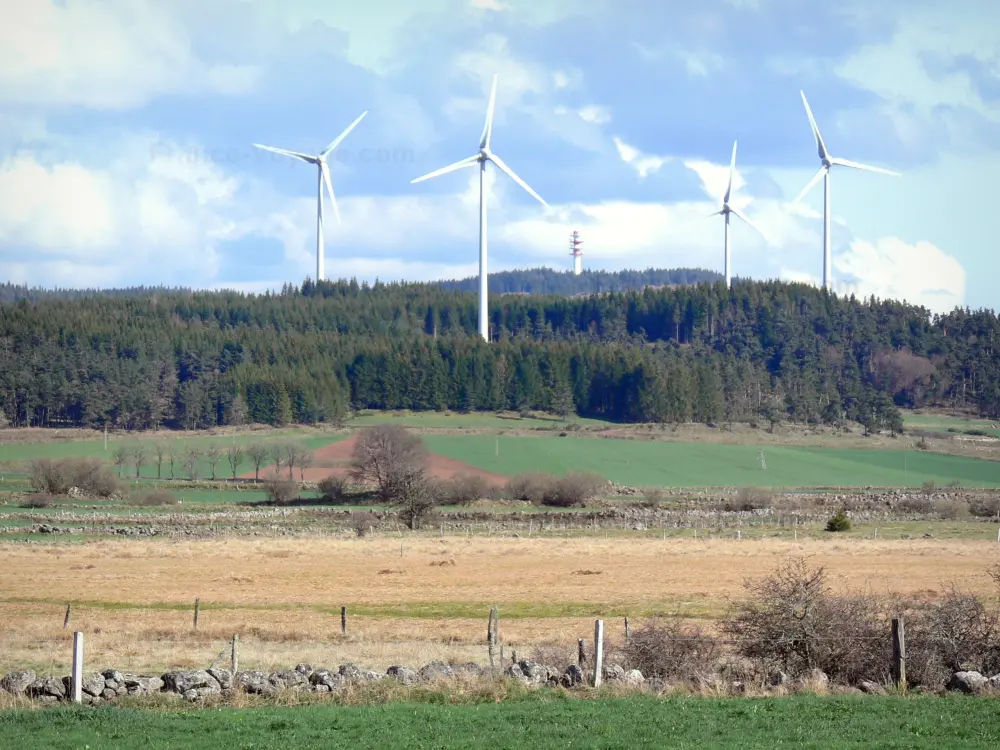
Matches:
[0,0,997,313]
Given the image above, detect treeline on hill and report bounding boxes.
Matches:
[0,283,194,304]
[0,277,998,431]
[435,266,722,295]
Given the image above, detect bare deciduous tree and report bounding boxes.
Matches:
[112,445,129,478]
[153,443,167,480]
[204,444,223,480]
[247,443,269,483]
[226,443,246,480]
[350,425,434,529]
[184,448,202,480]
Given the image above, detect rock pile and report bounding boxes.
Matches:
[3,662,998,702]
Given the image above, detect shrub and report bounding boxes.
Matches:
[969,496,1000,518]
[720,558,889,684]
[440,474,493,506]
[506,473,554,505]
[934,498,969,520]
[547,471,606,508]
[318,475,348,503]
[350,510,377,538]
[642,487,665,503]
[621,615,719,680]
[726,487,773,512]
[27,458,120,498]
[921,480,937,495]
[130,490,181,507]
[902,590,1000,687]
[20,492,55,508]
[825,508,851,532]
[265,477,299,505]
[897,495,933,514]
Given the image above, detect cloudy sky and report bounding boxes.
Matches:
[0,0,996,314]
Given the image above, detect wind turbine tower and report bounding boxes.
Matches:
[252,111,368,282]
[411,73,548,341]
[707,140,762,289]
[793,91,900,291]
[569,230,583,275]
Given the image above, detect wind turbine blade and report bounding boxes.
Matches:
[706,209,724,219]
[487,152,548,207]
[410,155,480,183]
[322,111,368,157]
[321,163,340,225]
[800,90,828,160]
[792,166,827,205]
[731,207,765,240]
[829,157,901,176]
[252,144,318,164]
[480,73,498,150]
[724,140,738,203]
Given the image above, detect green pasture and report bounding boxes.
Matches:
[3,696,999,749]
[904,413,1000,438]
[425,435,1000,489]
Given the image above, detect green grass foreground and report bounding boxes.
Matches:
[3,696,1000,749]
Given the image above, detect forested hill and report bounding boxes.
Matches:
[1,277,998,431]
[435,267,721,295]
[0,283,192,304]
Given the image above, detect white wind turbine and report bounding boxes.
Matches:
[253,111,368,282]
[708,140,763,289]
[411,73,547,341]
[793,91,900,291]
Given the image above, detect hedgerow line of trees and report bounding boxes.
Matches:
[2,277,999,430]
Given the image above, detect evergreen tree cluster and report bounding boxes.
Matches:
[1,276,997,430]
[435,266,722,295]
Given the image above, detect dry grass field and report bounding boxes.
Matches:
[2,536,998,675]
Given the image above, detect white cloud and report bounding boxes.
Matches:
[0,135,241,285]
[678,51,725,77]
[684,158,747,206]
[613,137,671,178]
[0,1,259,109]
[577,105,610,124]
[834,237,965,314]
[470,0,511,10]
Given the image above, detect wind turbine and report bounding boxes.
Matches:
[252,111,368,282]
[708,140,763,289]
[793,91,900,291]
[411,73,547,341]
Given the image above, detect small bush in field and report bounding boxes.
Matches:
[130,490,181,507]
[318,475,347,502]
[20,492,55,508]
[506,473,554,505]
[726,487,773,512]
[265,477,299,505]
[27,458,120,498]
[825,508,851,532]
[548,471,606,507]
[350,511,377,537]
[441,474,493,505]
[622,616,719,680]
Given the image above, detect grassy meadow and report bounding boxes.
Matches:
[3,696,1000,749]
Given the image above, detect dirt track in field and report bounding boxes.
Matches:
[241,434,508,485]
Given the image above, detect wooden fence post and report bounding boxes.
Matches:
[578,638,586,668]
[231,634,239,675]
[892,617,906,689]
[63,603,72,630]
[624,616,630,641]
[593,620,604,688]
[487,607,498,667]
[194,598,200,631]
[71,632,83,704]
[341,606,347,634]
